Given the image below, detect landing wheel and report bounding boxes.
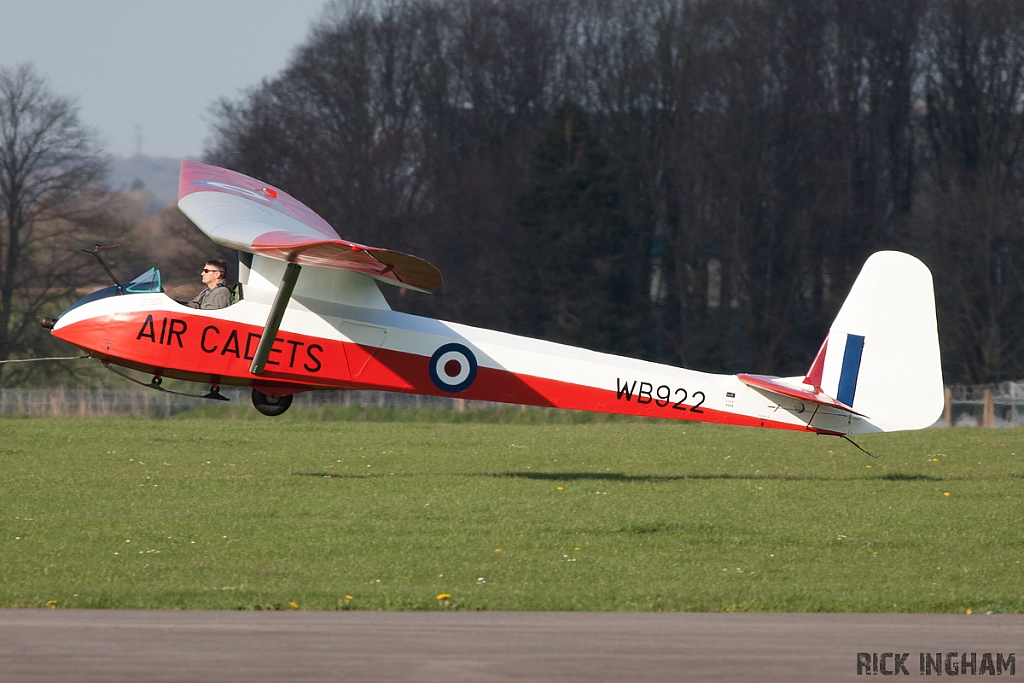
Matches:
[251,389,293,416]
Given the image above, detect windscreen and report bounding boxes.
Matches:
[124,268,162,293]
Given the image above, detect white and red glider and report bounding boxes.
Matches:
[48,161,944,433]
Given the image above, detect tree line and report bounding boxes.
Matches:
[206,0,1024,385]
[3,0,1023,387]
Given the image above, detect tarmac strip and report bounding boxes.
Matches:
[1,610,1021,682]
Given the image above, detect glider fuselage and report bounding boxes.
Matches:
[52,262,861,435]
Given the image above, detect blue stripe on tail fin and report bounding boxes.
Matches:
[836,334,865,406]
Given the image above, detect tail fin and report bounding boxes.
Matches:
[805,251,943,432]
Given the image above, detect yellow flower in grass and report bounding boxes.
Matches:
[46,600,56,609]
[557,487,564,491]
[345,595,353,601]
[289,601,299,609]
[436,593,451,600]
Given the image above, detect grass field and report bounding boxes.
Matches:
[1,410,1022,612]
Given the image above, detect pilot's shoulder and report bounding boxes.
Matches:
[206,285,232,308]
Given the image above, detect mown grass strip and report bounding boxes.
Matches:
[1,416,1020,612]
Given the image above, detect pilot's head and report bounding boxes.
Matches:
[201,259,227,287]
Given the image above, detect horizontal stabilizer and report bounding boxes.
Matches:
[737,373,865,417]
[177,161,442,292]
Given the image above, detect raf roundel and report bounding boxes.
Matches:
[429,343,478,393]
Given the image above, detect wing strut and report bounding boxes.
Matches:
[250,262,302,375]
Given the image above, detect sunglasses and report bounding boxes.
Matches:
[201,269,224,275]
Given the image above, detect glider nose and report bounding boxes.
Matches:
[40,317,57,330]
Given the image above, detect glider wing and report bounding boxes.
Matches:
[177,161,442,292]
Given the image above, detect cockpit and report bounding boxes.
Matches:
[58,266,242,321]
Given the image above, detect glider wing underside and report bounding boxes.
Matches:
[177,161,443,292]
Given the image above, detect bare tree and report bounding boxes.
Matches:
[0,63,108,385]
[919,0,1024,383]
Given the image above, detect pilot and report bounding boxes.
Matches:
[188,259,231,310]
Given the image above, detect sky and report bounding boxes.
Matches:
[0,0,331,159]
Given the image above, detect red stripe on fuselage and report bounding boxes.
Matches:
[361,347,808,431]
[55,310,363,389]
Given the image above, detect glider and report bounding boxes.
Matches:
[44,161,943,435]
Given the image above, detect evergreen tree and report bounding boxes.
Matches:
[510,102,647,354]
